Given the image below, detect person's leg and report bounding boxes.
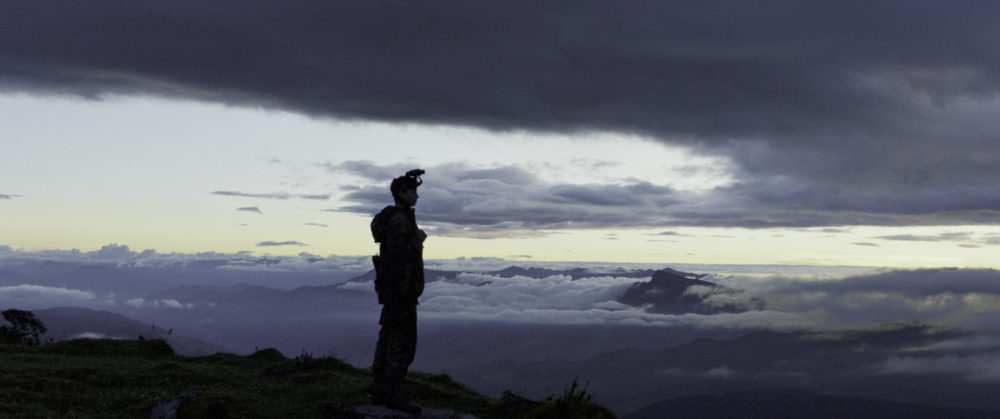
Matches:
[370,305,392,403]
[379,302,421,413]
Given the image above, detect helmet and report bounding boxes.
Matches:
[390,169,424,199]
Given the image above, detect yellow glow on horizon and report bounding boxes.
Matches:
[7,212,1000,270]
[4,94,1000,270]
[420,225,1000,269]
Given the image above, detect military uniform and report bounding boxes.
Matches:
[370,203,425,411]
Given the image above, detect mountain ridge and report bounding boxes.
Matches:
[31,306,231,356]
[445,324,1000,416]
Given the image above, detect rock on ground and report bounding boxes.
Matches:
[318,402,479,419]
[150,393,199,419]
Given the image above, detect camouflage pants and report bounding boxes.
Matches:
[372,300,417,390]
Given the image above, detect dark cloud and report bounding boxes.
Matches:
[238,206,263,214]
[0,194,22,199]
[211,191,329,200]
[872,231,1000,248]
[328,161,689,235]
[765,269,1000,298]
[685,178,1000,227]
[257,241,307,247]
[299,194,330,200]
[328,161,1000,236]
[304,223,328,228]
[877,232,973,242]
[852,242,879,247]
[5,2,1000,226]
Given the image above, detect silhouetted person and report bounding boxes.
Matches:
[369,169,426,414]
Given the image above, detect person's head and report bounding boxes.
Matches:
[391,169,424,206]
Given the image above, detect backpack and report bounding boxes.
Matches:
[370,205,400,244]
[370,205,399,303]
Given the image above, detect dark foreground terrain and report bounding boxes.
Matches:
[0,339,613,418]
[625,388,1000,419]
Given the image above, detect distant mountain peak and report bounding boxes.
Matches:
[648,268,714,288]
[618,268,758,315]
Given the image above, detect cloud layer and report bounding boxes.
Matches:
[722,269,1000,331]
[124,298,192,309]
[212,191,329,201]
[331,161,1000,235]
[343,268,1000,334]
[330,161,689,234]
[4,2,1000,227]
[257,241,307,247]
[0,285,100,309]
[0,243,370,271]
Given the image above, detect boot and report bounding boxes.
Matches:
[371,373,388,405]
[385,394,422,415]
[382,381,422,415]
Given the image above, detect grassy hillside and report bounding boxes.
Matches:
[0,339,614,418]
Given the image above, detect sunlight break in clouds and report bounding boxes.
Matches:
[4,92,1000,266]
[7,2,1000,230]
[4,2,1000,268]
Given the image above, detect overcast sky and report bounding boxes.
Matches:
[3,1,1000,267]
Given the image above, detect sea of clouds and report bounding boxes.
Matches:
[4,245,1000,336]
[341,267,1000,338]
